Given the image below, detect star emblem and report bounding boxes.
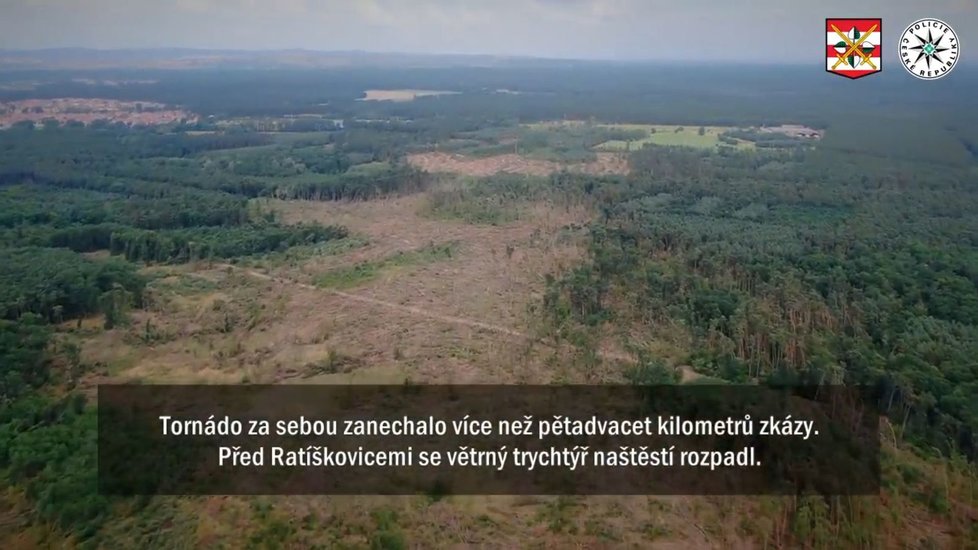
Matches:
[909,28,950,69]
[900,18,958,80]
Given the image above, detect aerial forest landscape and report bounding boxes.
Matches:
[1,1,978,548]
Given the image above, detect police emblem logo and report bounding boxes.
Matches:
[900,19,959,80]
[826,18,882,79]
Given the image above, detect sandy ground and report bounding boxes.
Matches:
[407,152,630,177]
[359,89,460,102]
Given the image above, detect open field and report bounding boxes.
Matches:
[406,151,629,176]
[313,242,458,289]
[359,89,460,102]
[527,121,755,150]
[596,125,751,150]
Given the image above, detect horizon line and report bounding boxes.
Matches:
[0,47,855,66]
[0,47,972,69]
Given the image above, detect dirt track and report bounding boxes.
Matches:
[213,265,726,378]
[227,265,709,382]
[231,265,528,339]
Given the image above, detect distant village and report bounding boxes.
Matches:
[0,98,194,128]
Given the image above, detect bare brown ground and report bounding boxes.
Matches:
[275,196,582,323]
[359,89,459,102]
[80,194,598,388]
[79,193,692,381]
[73,194,751,548]
[406,151,630,177]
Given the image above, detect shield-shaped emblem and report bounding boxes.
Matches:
[827,19,882,79]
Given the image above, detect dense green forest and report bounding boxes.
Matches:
[540,144,978,461]
[0,124,428,200]
[3,66,976,128]
[0,116,428,542]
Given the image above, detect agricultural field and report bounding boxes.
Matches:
[1,62,978,549]
[528,121,756,150]
[594,124,752,150]
[359,89,461,101]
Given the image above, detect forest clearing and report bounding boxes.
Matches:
[1,59,977,548]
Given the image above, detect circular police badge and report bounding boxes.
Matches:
[900,19,959,80]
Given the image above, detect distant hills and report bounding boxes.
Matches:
[0,48,594,70]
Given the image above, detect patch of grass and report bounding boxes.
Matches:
[346,161,392,175]
[369,508,407,550]
[422,175,549,225]
[238,235,370,268]
[585,517,622,542]
[316,262,381,289]
[384,242,456,268]
[424,189,520,225]
[315,242,457,289]
[538,497,578,534]
[302,350,363,377]
[641,521,672,541]
[146,273,219,295]
[315,235,372,255]
[595,124,744,150]
[522,121,753,151]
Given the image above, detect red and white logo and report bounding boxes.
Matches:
[827,19,882,79]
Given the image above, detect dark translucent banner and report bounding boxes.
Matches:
[98,385,879,495]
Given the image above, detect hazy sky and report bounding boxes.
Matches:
[0,0,975,61]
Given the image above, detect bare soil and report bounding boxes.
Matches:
[79,194,593,388]
[407,151,630,177]
[757,124,823,139]
[359,89,460,102]
[69,192,795,548]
